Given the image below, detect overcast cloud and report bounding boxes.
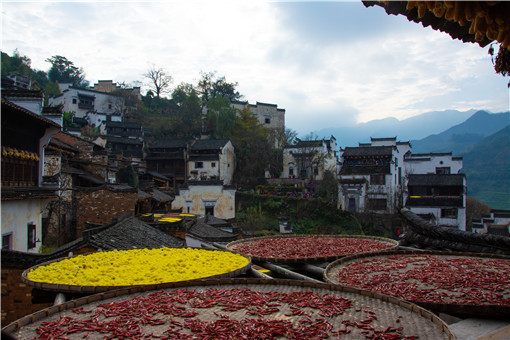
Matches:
[2,0,508,136]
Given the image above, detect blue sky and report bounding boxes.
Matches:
[2,0,509,136]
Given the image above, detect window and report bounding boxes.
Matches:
[441,208,458,219]
[27,223,36,249]
[211,162,216,168]
[370,174,386,185]
[108,103,112,109]
[2,233,12,250]
[203,201,216,216]
[436,167,451,174]
[195,162,203,169]
[368,199,387,211]
[264,115,271,124]
[288,163,294,177]
[72,98,77,104]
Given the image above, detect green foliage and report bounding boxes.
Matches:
[206,95,237,138]
[197,71,241,103]
[46,55,88,87]
[117,165,139,188]
[1,50,49,90]
[38,244,55,254]
[236,192,364,236]
[461,125,510,209]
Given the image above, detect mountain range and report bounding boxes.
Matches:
[313,109,477,147]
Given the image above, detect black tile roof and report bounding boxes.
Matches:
[186,220,237,242]
[340,164,391,175]
[152,188,173,202]
[408,174,465,186]
[406,196,463,207]
[2,98,61,128]
[191,139,230,150]
[88,216,184,250]
[150,139,192,149]
[106,136,143,145]
[342,146,393,157]
[105,121,141,129]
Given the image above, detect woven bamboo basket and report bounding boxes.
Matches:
[324,249,510,317]
[226,234,398,263]
[21,247,251,294]
[3,278,455,339]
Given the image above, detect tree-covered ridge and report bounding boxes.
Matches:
[1,50,294,185]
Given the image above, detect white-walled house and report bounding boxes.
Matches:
[403,152,466,230]
[337,137,467,230]
[49,84,125,124]
[281,136,338,181]
[1,98,61,252]
[187,139,235,185]
[172,184,236,220]
[338,138,410,214]
[172,139,236,220]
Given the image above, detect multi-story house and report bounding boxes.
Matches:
[281,136,338,181]
[403,152,466,230]
[48,84,124,128]
[338,137,466,230]
[338,137,411,214]
[1,98,61,252]
[145,139,193,188]
[104,121,145,172]
[150,138,236,220]
[231,100,285,147]
[187,139,235,185]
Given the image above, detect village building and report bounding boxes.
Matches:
[472,210,510,236]
[1,99,61,252]
[338,137,410,214]
[48,84,125,129]
[231,100,285,148]
[403,152,466,230]
[281,136,338,182]
[172,139,236,220]
[187,139,235,184]
[145,139,193,188]
[337,137,466,230]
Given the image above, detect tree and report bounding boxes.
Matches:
[231,107,271,185]
[466,197,491,232]
[206,95,236,138]
[46,55,88,87]
[197,71,242,104]
[144,64,173,98]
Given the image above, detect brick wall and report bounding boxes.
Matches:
[1,252,54,325]
[75,188,137,237]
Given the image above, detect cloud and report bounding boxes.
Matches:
[2,0,507,136]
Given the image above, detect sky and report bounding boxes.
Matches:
[2,0,509,136]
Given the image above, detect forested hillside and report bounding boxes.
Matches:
[411,110,510,154]
[460,125,510,209]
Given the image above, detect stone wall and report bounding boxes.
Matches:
[75,187,137,237]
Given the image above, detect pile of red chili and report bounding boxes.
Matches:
[33,287,421,339]
[335,254,510,305]
[229,236,394,259]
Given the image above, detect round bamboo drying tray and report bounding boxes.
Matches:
[324,250,510,317]
[226,234,398,263]
[3,278,455,339]
[21,248,251,294]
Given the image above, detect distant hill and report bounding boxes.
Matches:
[411,110,510,154]
[313,109,476,147]
[460,125,510,210]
